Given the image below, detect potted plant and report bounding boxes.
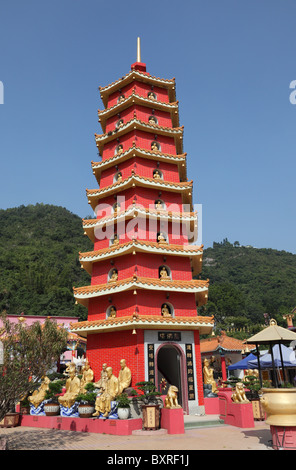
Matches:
[43,380,64,416]
[116,393,131,420]
[242,375,265,420]
[76,383,97,418]
[134,381,162,430]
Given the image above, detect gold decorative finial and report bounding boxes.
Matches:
[137,37,141,63]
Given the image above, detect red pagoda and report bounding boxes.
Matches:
[71,39,214,414]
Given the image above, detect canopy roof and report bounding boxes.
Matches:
[228,353,258,370]
[248,344,296,369]
[245,319,296,345]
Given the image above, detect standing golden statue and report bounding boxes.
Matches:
[80,358,94,392]
[118,359,132,394]
[58,363,81,409]
[203,358,218,394]
[93,367,119,417]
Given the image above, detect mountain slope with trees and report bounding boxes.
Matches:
[0,205,295,329]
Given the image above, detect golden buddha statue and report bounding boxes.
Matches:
[109,269,118,282]
[109,306,117,318]
[153,170,161,180]
[157,232,167,245]
[148,91,156,100]
[80,359,94,392]
[118,359,132,394]
[116,144,123,155]
[149,116,157,125]
[155,200,163,210]
[151,142,159,152]
[118,95,125,103]
[112,234,120,246]
[93,366,119,417]
[28,376,50,409]
[93,363,108,394]
[58,364,81,409]
[117,119,124,128]
[116,172,122,183]
[203,358,218,394]
[161,304,171,317]
[160,266,170,280]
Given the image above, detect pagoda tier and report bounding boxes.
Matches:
[72,52,211,414]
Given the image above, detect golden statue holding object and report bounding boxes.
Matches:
[93,367,119,417]
[118,359,132,394]
[58,363,81,409]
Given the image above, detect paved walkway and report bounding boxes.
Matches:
[0,420,273,451]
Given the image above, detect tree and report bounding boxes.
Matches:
[0,313,68,421]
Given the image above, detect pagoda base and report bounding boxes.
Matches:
[20,415,142,435]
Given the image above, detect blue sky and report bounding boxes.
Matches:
[0,0,295,253]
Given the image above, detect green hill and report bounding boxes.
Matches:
[197,238,296,333]
[0,205,295,331]
[0,204,92,320]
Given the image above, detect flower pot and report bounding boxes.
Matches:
[260,388,296,426]
[44,403,60,416]
[78,404,95,418]
[118,407,130,420]
[0,413,20,428]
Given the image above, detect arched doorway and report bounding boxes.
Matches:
[156,344,187,411]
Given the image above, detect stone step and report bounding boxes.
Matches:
[184,414,225,429]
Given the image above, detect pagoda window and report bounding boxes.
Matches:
[161,303,174,317]
[115,144,124,155]
[148,91,157,101]
[148,115,158,125]
[151,141,161,152]
[118,94,125,103]
[106,305,117,318]
[110,234,120,246]
[157,231,169,245]
[116,119,124,129]
[155,199,166,210]
[159,265,171,280]
[153,169,163,180]
[108,268,118,283]
[114,171,123,183]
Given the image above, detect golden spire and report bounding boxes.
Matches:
[137,37,141,63]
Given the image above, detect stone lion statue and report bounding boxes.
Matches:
[164,385,182,409]
[231,382,249,403]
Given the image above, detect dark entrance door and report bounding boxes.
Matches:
[157,345,183,407]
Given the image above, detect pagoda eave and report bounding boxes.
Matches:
[98,93,179,132]
[95,119,184,155]
[99,70,176,107]
[91,146,187,184]
[70,314,214,338]
[86,175,193,210]
[73,277,209,307]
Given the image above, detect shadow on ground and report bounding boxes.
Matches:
[1,429,88,450]
[242,428,273,449]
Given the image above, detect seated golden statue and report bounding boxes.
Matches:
[118,359,132,394]
[80,359,94,392]
[109,269,118,282]
[93,367,119,417]
[116,144,123,155]
[160,266,170,280]
[93,363,108,395]
[231,382,249,403]
[109,306,117,318]
[151,141,159,152]
[157,232,167,244]
[118,95,125,103]
[203,358,218,394]
[28,376,50,409]
[155,200,163,210]
[117,119,124,128]
[58,365,81,409]
[161,303,171,317]
[112,234,120,246]
[153,170,161,180]
[116,172,122,183]
[165,385,182,409]
[148,92,156,100]
[149,116,157,125]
